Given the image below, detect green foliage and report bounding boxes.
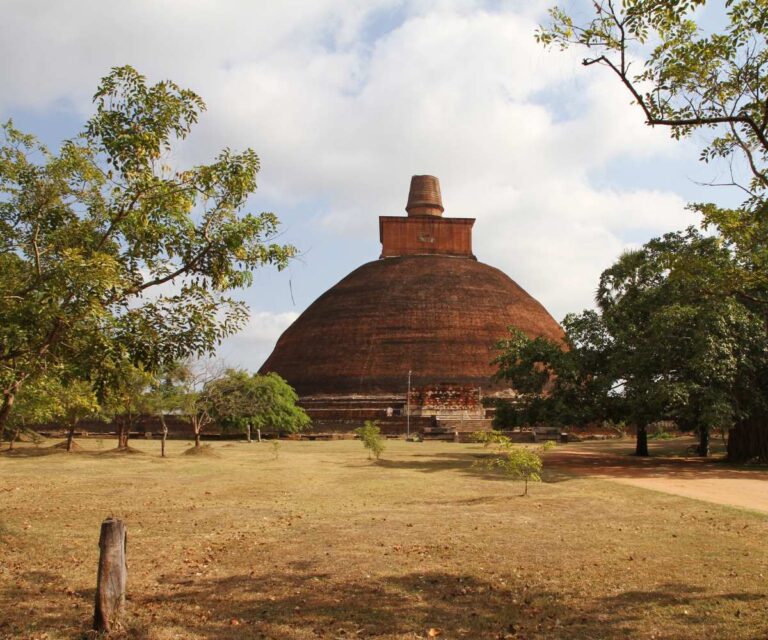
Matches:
[649,423,674,440]
[205,369,310,436]
[477,434,554,496]
[0,65,296,430]
[472,429,507,447]
[537,1,768,459]
[495,228,768,455]
[537,1,768,190]
[2,373,98,446]
[355,420,385,460]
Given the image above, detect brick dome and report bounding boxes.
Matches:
[259,254,564,395]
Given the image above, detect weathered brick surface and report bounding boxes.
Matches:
[379,216,475,258]
[260,254,564,396]
[409,384,482,417]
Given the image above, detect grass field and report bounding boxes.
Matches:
[1,438,767,640]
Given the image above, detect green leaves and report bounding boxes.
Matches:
[355,420,385,460]
[0,66,297,427]
[204,370,310,435]
[538,0,768,196]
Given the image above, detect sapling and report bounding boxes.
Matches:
[355,420,385,460]
[478,434,554,496]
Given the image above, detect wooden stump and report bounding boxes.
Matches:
[93,517,127,633]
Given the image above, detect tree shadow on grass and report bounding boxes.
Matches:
[544,447,768,482]
[2,567,766,639]
[131,570,767,640]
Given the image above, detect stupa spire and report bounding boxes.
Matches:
[406,175,444,217]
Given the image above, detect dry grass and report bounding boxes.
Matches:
[1,438,767,640]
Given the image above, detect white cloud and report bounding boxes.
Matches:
[217,311,299,371]
[1,0,709,360]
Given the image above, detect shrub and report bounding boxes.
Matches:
[356,421,385,460]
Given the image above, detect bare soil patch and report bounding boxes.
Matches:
[546,437,768,513]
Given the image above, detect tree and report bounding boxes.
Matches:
[2,375,60,450]
[537,1,768,200]
[56,378,100,452]
[100,363,154,450]
[537,2,768,459]
[355,420,385,460]
[0,65,296,434]
[476,434,554,496]
[495,229,768,458]
[144,362,189,457]
[205,370,310,440]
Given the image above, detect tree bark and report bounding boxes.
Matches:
[257,428,262,443]
[159,415,168,458]
[194,428,201,448]
[0,392,17,436]
[697,427,710,458]
[246,422,252,443]
[93,517,127,633]
[116,419,129,449]
[66,423,76,452]
[635,423,649,457]
[727,416,768,463]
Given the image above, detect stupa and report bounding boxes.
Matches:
[260,176,563,434]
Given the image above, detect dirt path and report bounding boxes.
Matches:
[545,438,768,514]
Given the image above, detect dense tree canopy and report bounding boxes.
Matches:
[495,229,768,458]
[0,66,296,432]
[535,1,768,460]
[205,370,310,436]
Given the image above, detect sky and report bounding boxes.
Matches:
[0,0,742,371]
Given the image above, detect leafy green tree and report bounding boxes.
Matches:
[144,362,190,456]
[355,420,385,460]
[0,65,296,434]
[3,375,60,450]
[100,362,155,450]
[496,229,767,458]
[56,378,100,452]
[537,2,768,459]
[205,370,310,441]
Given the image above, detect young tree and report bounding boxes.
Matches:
[355,420,385,460]
[144,362,189,457]
[57,378,100,452]
[476,434,554,496]
[0,65,296,433]
[100,363,155,450]
[2,375,60,450]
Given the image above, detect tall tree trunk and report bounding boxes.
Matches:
[194,428,201,448]
[117,419,129,449]
[697,427,710,458]
[8,427,21,451]
[159,415,167,458]
[246,422,252,443]
[727,416,768,463]
[66,422,76,452]
[635,423,649,457]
